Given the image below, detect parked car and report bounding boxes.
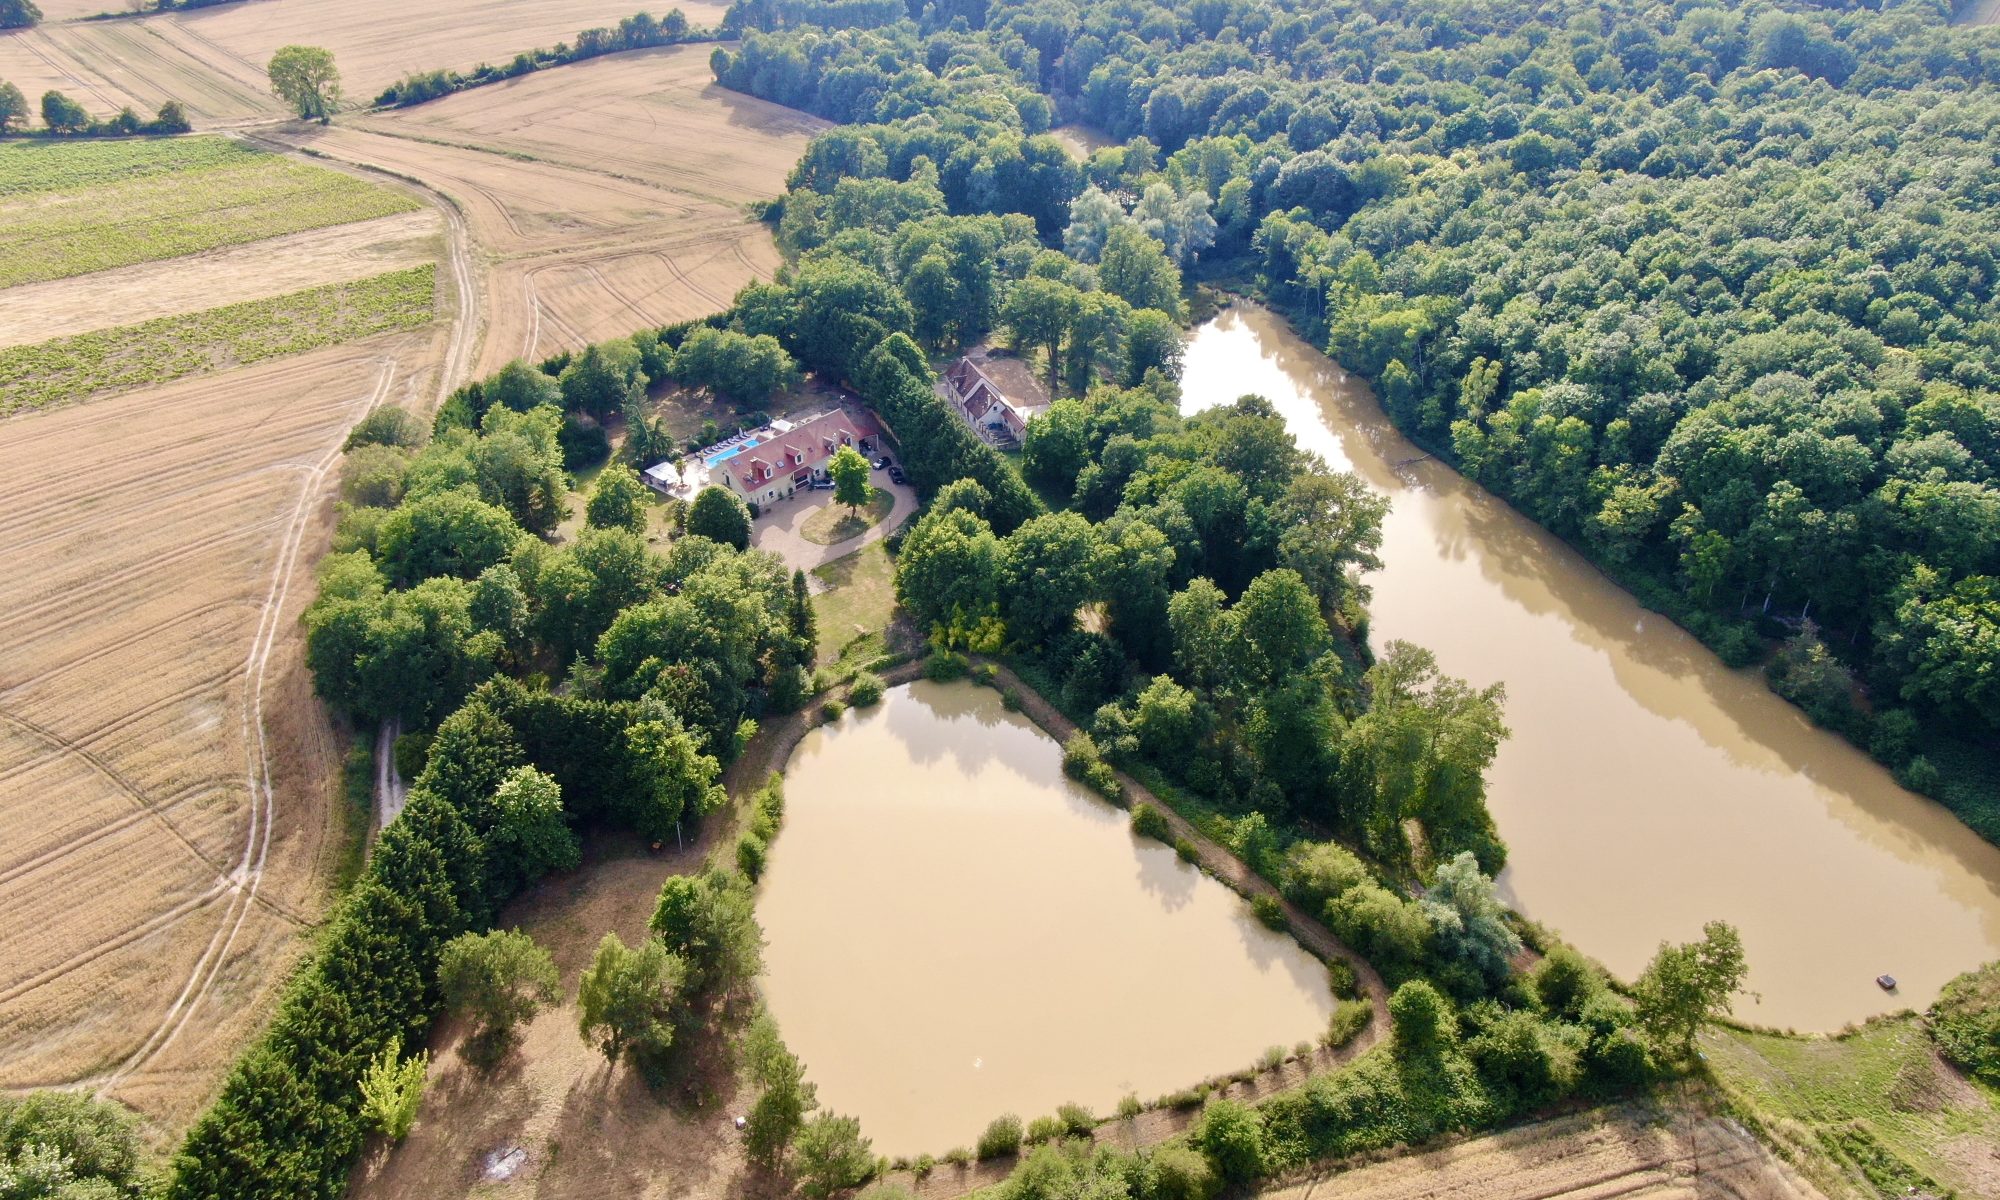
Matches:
[810,478,835,490]
[888,466,906,484]
[872,457,890,470]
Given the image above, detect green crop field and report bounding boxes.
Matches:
[0,266,437,414]
[0,136,420,287]
[0,137,267,197]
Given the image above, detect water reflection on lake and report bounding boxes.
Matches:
[756,680,1335,1155]
[1181,303,2000,1031]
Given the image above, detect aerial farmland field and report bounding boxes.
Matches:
[0,134,454,1135]
[263,44,822,373]
[0,0,732,125]
[0,336,441,1133]
[0,137,419,286]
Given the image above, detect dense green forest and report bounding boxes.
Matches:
[712,0,2000,834]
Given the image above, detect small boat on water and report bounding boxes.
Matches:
[1876,974,1898,991]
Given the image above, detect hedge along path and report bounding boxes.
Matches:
[741,656,1392,1200]
[0,265,438,414]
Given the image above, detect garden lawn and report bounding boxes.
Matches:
[0,266,437,414]
[0,137,419,287]
[801,489,894,545]
[810,540,895,665]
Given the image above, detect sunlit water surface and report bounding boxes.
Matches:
[756,680,1336,1155]
[1180,304,2000,1031]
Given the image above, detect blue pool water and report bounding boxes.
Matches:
[705,437,760,468]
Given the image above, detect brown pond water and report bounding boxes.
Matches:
[1181,304,2000,1032]
[756,680,1335,1156]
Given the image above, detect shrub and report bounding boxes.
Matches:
[1001,688,1023,711]
[1189,1098,1264,1184]
[1388,980,1457,1057]
[1328,1000,1376,1048]
[0,1092,141,1189]
[1130,802,1172,842]
[1056,1103,1094,1136]
[1280,840,1369,910]
[1898,754,1941,796]
[849,671,885,707]
[1326,958,1358,999]
[1250,892,1286,930]
[822,698,848,722]
[1928,960,2000,1085]
[1174,837,1200,863]
[1023,1115,1065,1145]
[1061,732,1121,800]
[912,1153,936,1177]
[736,831,769,879]
[925,649,969,681]
[974,662,999,685]
[358,1038,428,1140]
[1148,1143,1218,1200]
[943,1146,973,1166]
[1115,1094,1143,1119]
[976,1113,1023,1159]
[793,1113,874,1198]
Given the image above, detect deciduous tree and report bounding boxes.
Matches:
[267,46,341,121]
[438,929,560,1065]
[1632,921,1748,1061]
[829,445,871,512]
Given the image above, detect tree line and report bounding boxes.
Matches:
[375,8,701,107]
[0,83,189,138]
[709,0,2000,840]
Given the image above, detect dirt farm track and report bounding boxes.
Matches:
[262,45,825,376]
[0,33,813,1135]
[0,335,442,1133]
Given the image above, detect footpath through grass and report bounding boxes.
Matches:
[0,136,419,287]
[0,266,437,413]
[1706,1017,2000,1199]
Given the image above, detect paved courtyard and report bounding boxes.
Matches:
[751,475,917,577]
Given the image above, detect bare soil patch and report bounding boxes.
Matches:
[0,209,441,349]
[0,328,446,1138]
[347,828,775,1200]
[1259,1101,1828,1200]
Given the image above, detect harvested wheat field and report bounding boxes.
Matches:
[0,0,731,126]
[259,56,821,372]
[1260,1103,1827,1200]
[0,330,449,1135]
[0,209,441,350]
[355,44,825,199]
[0,20,275,124]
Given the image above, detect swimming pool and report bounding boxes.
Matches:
[704,436,760,468]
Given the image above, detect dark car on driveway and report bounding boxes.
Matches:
[887,465,906,484]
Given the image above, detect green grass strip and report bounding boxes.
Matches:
[0,135,265,197]
[0,145,420,286]
[0,265,437,415]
